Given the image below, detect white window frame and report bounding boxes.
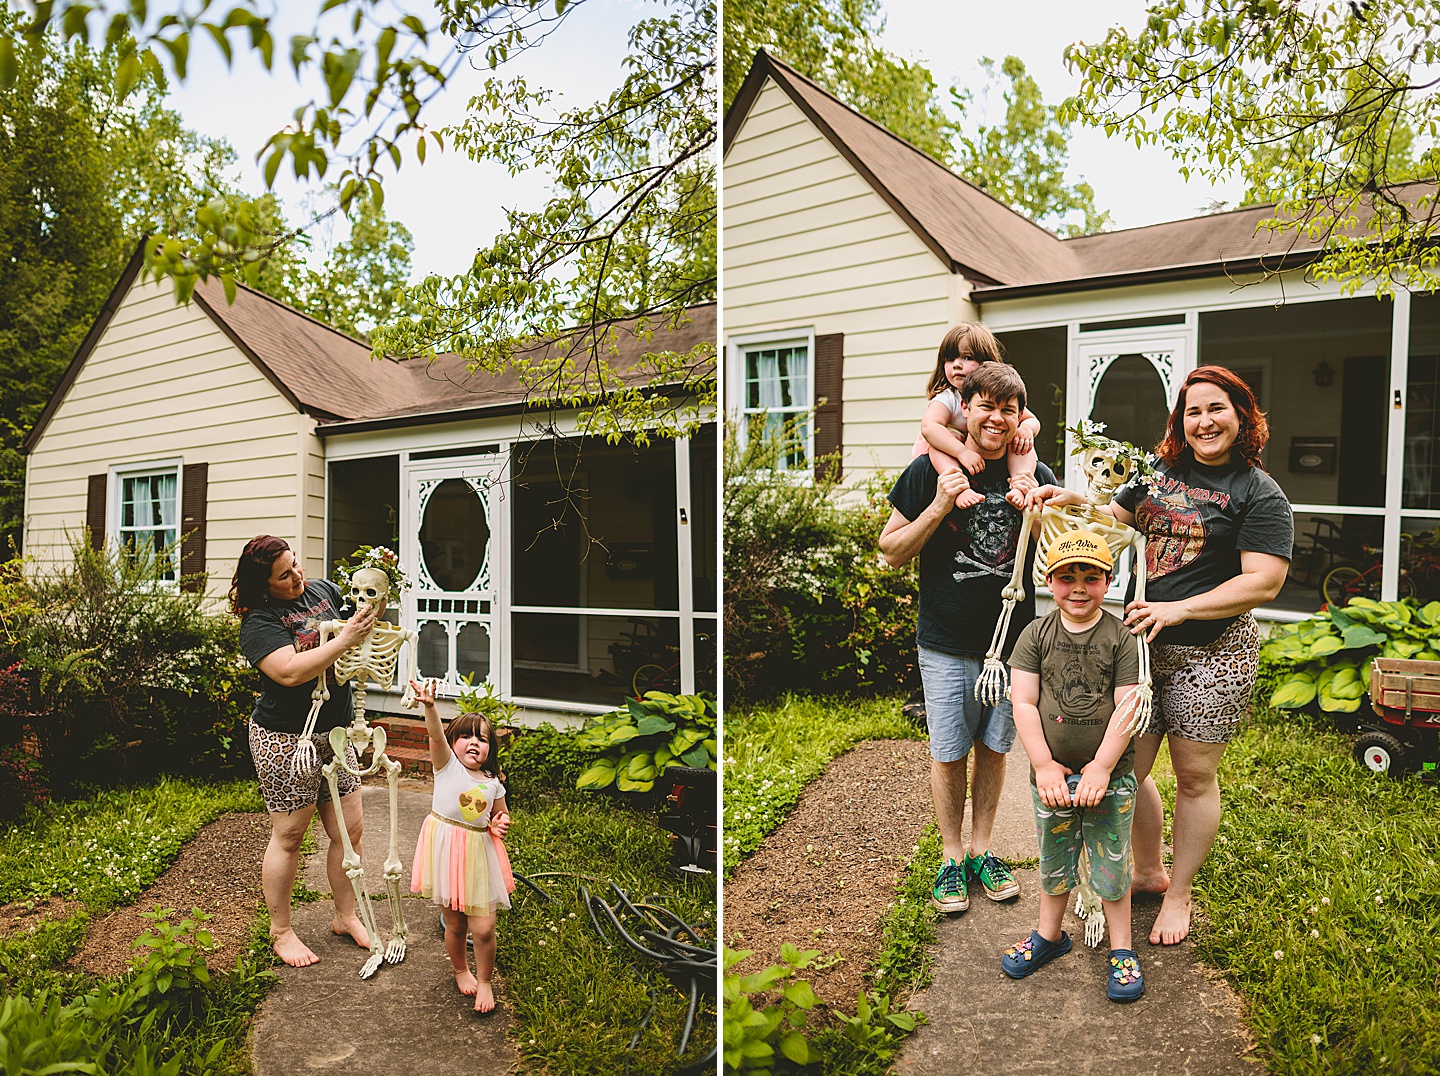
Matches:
[107,458,183,585]
[727,328,816,475]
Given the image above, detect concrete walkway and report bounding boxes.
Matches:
[899,748,1260,1074]
[250,783,519,1076]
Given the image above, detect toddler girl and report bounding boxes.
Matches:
[914,323,1041,509]
[409,679,512,1012]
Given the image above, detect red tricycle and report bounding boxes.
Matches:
[1355,658,1440,776]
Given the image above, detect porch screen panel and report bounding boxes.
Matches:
[511,612,680,706]
[511,438,679,613]
[1403,354,1440,511]
[690,424,717,614]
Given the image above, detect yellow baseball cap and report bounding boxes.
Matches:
[1045,530,1113,573]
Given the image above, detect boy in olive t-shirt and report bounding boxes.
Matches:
[1002,530,1146,1002]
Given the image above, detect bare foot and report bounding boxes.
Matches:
[1148,895,1192,945]
[955,488,984,509]
[331,915,370,949]
[455,969,478,996]
[1132,870,1171,895]
[474,981,496,1013]
[272,929,320,967]
[1004,488,1028,509]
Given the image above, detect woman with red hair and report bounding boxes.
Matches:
[1031,366,1292,946]
[231,535,381,968]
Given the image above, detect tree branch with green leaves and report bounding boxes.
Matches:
[1062,0,1440,293]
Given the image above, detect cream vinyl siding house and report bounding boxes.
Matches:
[24,243,717,720]
[24,258,325,588]
[725,50,1440,615]
[724,78,961,480]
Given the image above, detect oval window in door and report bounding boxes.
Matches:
[420,478,489,591]
[1092,354,1169,453]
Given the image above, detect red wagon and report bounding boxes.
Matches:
[1356,658,1440,776]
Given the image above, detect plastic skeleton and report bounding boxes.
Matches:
[973,429,1155,947]
[292,566,420,978]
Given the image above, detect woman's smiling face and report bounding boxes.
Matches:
[265,549,305,602]
[1182,381,1240,465]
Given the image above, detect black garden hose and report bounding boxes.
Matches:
[516,871,716,1072]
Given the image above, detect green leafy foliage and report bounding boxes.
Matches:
[723,428,918,701]
[0,777,262,911]
[0,540,259,795]
[1259,597,1440,715]
[951,56,1111,237]
[0,905,273,1076]
[723,943,824,1073]
[725,5,1108,236]
[373,0,716,446]
[1062,0,1440,294]
[502,723,592,804]
[575,692,717,793]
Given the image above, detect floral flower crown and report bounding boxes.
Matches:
[1068,419,1157,483]
[332,545,411,595]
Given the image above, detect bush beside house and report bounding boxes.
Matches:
[723,432,917,702]
[0,538,257,809]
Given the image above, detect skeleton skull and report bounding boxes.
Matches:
[1081,442,1131,505]
[351,566,391,610]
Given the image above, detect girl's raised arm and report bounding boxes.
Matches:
[409,679,453,773]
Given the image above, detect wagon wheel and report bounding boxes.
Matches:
[1353,730,1407,776]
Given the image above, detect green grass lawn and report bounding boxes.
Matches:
[0,769,716,1075]
[726,693,1440,1075]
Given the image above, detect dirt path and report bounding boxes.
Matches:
[726,738,1261,1072]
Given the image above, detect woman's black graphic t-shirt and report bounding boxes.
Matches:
[1113,458,1293,646]
[240,578,353,733]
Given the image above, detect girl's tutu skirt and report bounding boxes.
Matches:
[411,811,512,917]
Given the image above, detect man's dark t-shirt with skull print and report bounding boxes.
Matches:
[888,455,1056,659]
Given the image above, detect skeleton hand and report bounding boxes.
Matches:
[336,603,380,647]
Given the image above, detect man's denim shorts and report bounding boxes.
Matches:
[917,646,1016,763]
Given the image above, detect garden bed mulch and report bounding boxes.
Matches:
[77,812,270,978]
[723,739,932,1009]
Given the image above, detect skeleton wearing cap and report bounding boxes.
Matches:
[975,421,1154,743]
[293,549,420,979]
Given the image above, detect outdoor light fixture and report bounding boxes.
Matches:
[1313,360,1335,387]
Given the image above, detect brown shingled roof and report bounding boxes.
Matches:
[193,276,714,425]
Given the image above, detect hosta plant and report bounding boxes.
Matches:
[1261,598,1440,714]
[575,691,717,793]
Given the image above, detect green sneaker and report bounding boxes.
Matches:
[967,850,1020,901]
[932,857,969,914]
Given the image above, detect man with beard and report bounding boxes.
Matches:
[880,359,1055,915]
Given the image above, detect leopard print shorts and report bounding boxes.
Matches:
[249,720,362,814]
[1142,614,1260,744]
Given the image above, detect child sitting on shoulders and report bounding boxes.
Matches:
[913,323,1042,509]
[409,679,512,1013]
[1002,530,1146,1002]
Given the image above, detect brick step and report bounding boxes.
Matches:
[380,743,434,777]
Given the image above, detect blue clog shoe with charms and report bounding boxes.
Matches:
[1107,948,1145,1001]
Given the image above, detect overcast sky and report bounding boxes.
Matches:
[165,1,1242,282]
[167,1,657,279]
[876,0,1247,231]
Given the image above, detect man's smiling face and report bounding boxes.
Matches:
[963,392,1020,460]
